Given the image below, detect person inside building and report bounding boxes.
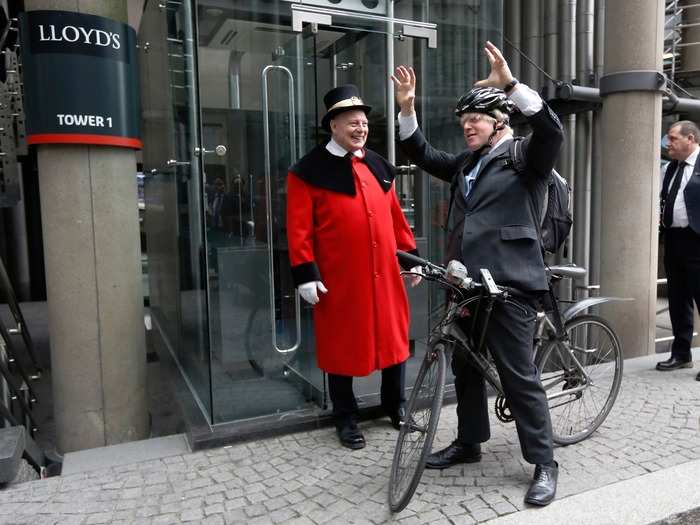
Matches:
[657,120,700,381]
[391,41,564,505]
[286,85,421,450]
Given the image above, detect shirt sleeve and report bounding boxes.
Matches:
[398,112,419,141]
[508,83,543,116]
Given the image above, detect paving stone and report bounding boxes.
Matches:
[180,508,204,522]
[0,365,697,525]
[84,512,113,524]
[151,513,180,525]
[470,507,498,522]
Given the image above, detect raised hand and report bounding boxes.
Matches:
[390,65,416,115]
[474,41,514,90]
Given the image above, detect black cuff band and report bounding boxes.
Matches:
[504,78,519,94]
[291,261,322,287]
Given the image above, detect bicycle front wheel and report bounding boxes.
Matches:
[388,341,446,513]
[537,314,623,445]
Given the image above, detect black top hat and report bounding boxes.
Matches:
[321,84,372,132]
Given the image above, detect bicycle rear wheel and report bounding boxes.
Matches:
[388,341,446,513]
[537,314,623,445]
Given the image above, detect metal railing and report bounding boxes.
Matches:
[574,276,691,344]
[0,255,46,476]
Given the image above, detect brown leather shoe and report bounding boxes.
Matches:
[425,441,481,469]
[656,357,693,371]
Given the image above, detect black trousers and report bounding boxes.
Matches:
[664,227,700,361]
[328,361,406,422]
[453,295,553,465]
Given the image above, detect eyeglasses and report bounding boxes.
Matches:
[460,113,496,126]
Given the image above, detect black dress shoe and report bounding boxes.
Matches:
[696,371,700,381]
[425,441,481,469]
[656,356,693,371]
[336,419,366,450]
[389,407,406,430]
[524,461,558,506]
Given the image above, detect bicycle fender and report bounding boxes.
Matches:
[562,296,634,323]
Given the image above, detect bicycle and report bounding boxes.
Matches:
[388,251,626,513]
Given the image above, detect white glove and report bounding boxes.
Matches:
[407,265,423,288]
[298,281,328,305]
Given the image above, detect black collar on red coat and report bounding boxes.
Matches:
[288,143,395,195]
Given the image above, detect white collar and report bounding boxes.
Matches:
[490,132,513,153]
[683,146,699,168]
[326,138,364,158]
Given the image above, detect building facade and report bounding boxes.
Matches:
[5,0,694,451]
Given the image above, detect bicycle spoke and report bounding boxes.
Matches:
[389,345,446,512]
[538,315,622,445]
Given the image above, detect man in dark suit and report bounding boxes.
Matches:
[657,120,700,379]
[391,41,564,505]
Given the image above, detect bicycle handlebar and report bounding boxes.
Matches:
[396,251,519,300]
[396,250,442,272]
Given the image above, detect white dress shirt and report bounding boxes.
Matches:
[668,146,700,228]
[326,138,364,158]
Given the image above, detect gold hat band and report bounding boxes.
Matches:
[327,96,367,113]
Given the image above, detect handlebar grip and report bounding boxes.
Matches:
[396,250,428,269]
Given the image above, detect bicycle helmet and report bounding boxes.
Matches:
[454,87,516,122]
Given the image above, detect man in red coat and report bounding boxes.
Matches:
[286,85,420,450]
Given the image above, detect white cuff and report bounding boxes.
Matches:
[398,112,419,140]
[508,83,543,116]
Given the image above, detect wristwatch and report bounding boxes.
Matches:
[503,78,519,94]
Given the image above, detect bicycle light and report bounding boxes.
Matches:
[446,260,469,286]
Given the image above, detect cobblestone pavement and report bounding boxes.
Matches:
[0,363,698,525]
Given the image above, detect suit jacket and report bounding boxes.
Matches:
[661,155,700,235]
[400,103,564,292]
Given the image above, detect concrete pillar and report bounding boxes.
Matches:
[599,1,664,357]
[26,0,148,452]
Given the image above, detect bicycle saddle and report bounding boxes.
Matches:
[546,264,587,280]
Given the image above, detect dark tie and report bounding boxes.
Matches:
[663,162,685,228]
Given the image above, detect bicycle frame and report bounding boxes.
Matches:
[534,286,632,403]
[440,293,504,396]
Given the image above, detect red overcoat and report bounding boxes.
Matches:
[286,146,417,376]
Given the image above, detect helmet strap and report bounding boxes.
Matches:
[481,121,500,152]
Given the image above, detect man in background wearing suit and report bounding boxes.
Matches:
[392,41,564,506]
[657,120,700,380]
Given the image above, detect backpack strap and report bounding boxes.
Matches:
[509,136,527,175]
[509,137,547,252]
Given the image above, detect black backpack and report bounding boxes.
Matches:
[510,138,573,254]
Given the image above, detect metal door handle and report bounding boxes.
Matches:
[396,164,417,174]
[166,159,190,166]
[195,145,227,157]
[262,65,301,354]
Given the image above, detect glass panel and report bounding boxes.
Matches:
[198,2,323,423]
[394,1,503,330]
[196,1,442,423]
[165,0,212,417]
